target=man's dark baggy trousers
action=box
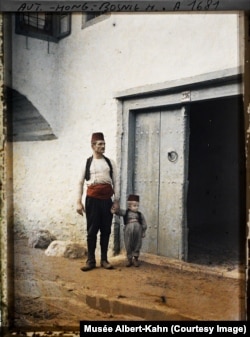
[85,196,113,265]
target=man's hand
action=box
[76,201,85,216]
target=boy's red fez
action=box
[128,194,140,202]
[91,132,105,142]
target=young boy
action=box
[111,194,147,267]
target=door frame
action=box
[115,67,243,259]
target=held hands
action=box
[111,200,120,214]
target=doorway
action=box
[187,96,246,266]
[131,96,245,265]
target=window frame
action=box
[15,13,71,43]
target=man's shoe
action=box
[81,263,96,272]
[133,257,140,267]
[126,259,133,267]
[101,260,113,269]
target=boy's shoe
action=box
[126,259,133,267]
[133,257,140,267]
[101,260,114,269]
[81,262,96,272]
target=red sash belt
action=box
[87,183,114,199]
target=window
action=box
[86,12,102,22]
[83,12,110,28]
[15,13,71,42]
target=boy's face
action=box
[128,201,139,212]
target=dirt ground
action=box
[7,237,246,332]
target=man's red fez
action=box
[91,132,105,142]
[128,194,140,202]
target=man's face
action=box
[93,140,105,154]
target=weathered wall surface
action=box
[11,13,241,254]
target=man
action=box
[76,132,120,271]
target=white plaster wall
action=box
[12,28,61,135]
[11,13,241,256]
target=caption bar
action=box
[1,0,250,12]
[80,321,248,335]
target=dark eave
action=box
[5,86,57,142]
